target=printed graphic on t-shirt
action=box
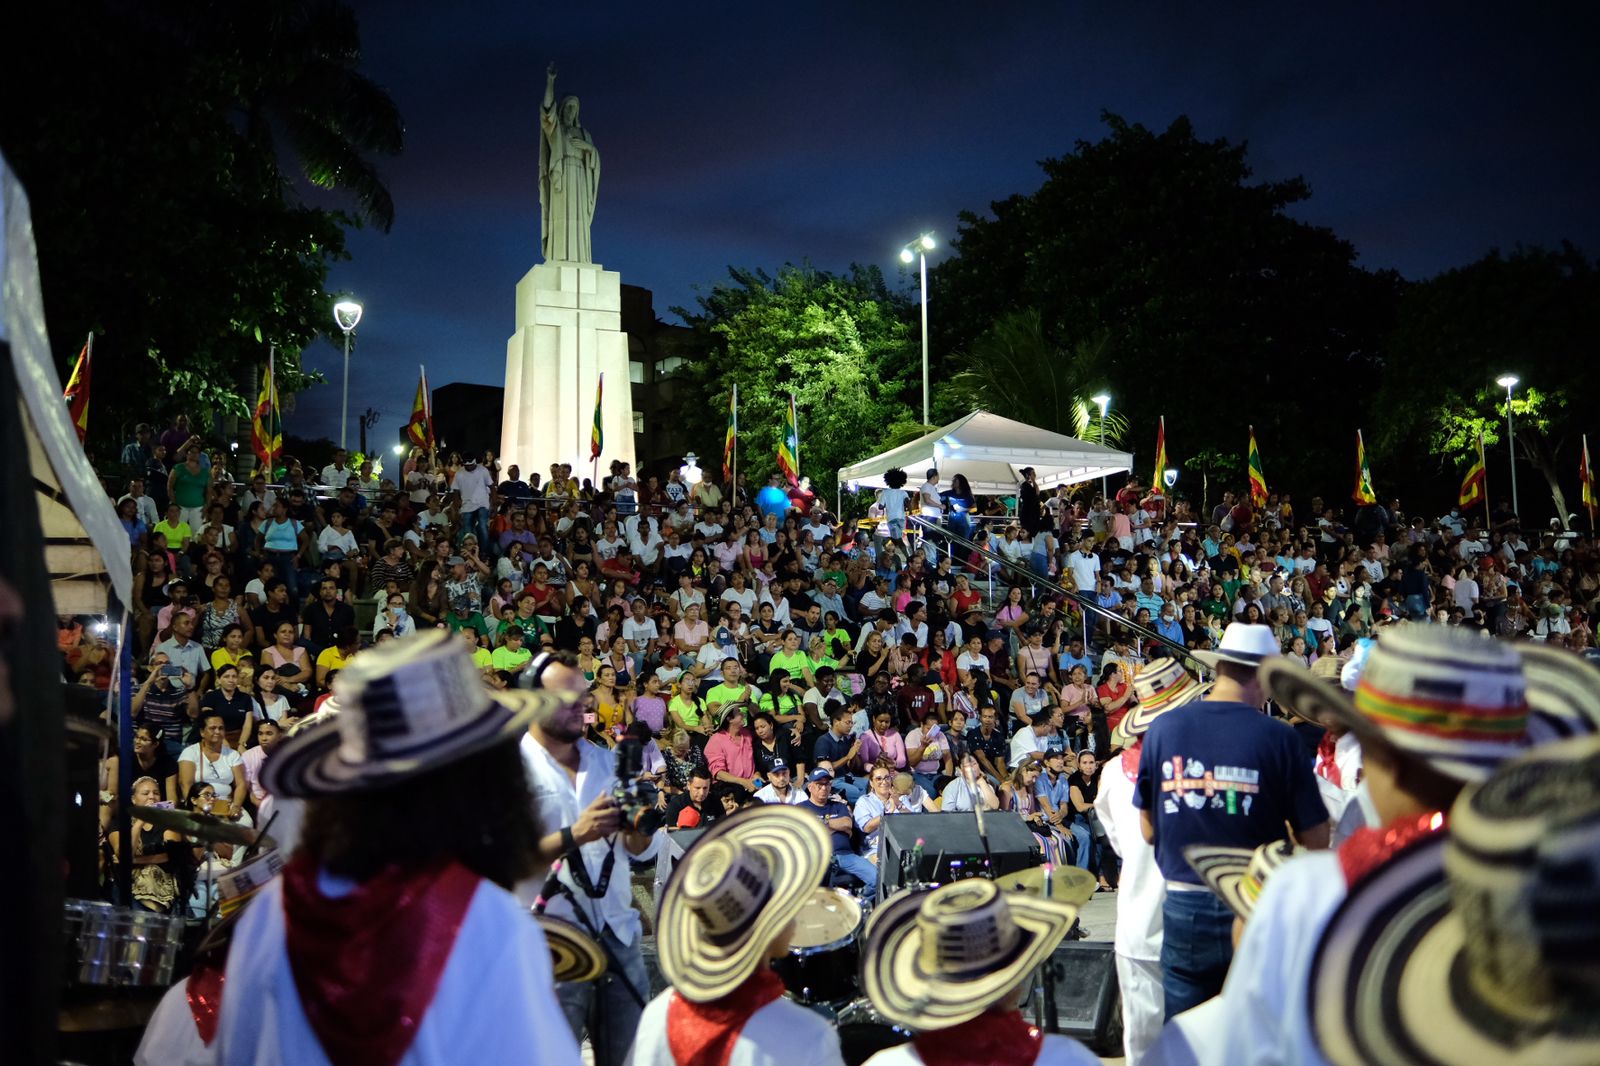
[1159,755,1260,816]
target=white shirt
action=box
[1094,751,1163,962]
[1067,551,1102,592]
[623,617,659,652]
[135,980,213,1066]
[319,463,352,488]
[1160,850,1347,1066]
[752,782,807,805]
[317,526,357,556]
[217,874,577,1066]
[1008,727,1044,768]
[453,465,495,512]
[865,1034,1097,1066]
[721,586,757,614]
[917,480,943,517]
[518,734,662,943]
[179,744,243,791]
[627,987,844,1066]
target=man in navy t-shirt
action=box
[1133,624,1329,1018]
[798,768,876,897]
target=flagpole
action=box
[731,384,738,506]
[1480,431,1490,531]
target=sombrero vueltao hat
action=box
[1112,657,1214,747]
[1262,625,1600,783]
[657,805,830,1003]
[536,915,607,983]
[263,630,561,798]
[861,878,1078,1031]
[1183,838,1300,922]
[1310,735,1600,1066]
[215,847,287,920]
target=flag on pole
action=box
[589,373,604,462]
[63,334,92,443]
[1152,416,1167,490]
[251,347,282,474]
[777,393,799,486]
[1352,430,1378,504]
[723,384,738,481]
[1581,433,1597,524]
[1458,431,1487,509]
[405,366,434,450]
[1247,426,1268,506]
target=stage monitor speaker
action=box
[877,811,1042,901]
[1025,940,1122,1055]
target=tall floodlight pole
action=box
[900,233,937,425]
[333,299,364,451]
[1497,374,1520,519]
[1092,393,1111,500]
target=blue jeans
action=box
[832,776,866,804]
[265,550,300,603]
[1160,889,1236,1018]
[462,507,490,549]
[833,851,878,897]
[555,925,650,1066]
[1067,819,1093,871]
[1404,594,1429,620]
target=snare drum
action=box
[73,904,186,987]
[773,887,863,1008]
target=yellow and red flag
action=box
[63,334,92,443]
[405,366,434,451]
[1352,430,1378,504]
[1247,426,1268,506]
[1152,416,1167,489]
[251,347,282,474]
[723,384,738,482]
[1458,431,1487,509]
[589,373,604,462]
[1581,433,1597,525]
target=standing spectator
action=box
[453,455,495,548]
[1134,624,1329,1018]
[1017,467,1044,535]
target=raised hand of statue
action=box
[546,62,558,82]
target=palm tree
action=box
[199,0,404,231]
[946,309,1128,445]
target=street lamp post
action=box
[1497,374,1520,519]
[1091,393,1111,500]
[900,234,937,425]
[333,299,364,451]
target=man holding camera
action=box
[519,650,663,1066]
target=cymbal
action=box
[997,864,1098,908]
[130,805,272,848]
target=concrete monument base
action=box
[500,260,636,478]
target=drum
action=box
[73,904,187,987]
[835,997,911,1066]
[772,887,863,1007]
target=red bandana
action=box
[1121,739,1144,783]
[282,854,481,1066]
[666,968,786,1066]
[913,1009,1044,1066]
[1338,810,1447,889]
[185,949,226,1046]
[1315,733,1342,789]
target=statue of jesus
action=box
[538,62,600,264]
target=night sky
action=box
[294,1,1600,446]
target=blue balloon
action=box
[756,486,791,522]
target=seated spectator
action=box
[178,712,249,823]
[108,777,182,913]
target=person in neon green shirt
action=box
[767,630,815,689]
[669,672,711,744]
[704,658,755,720]
[153,503,193,552]
[490,627,534,677]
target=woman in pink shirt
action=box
[858,707,908,772]
[704,703,758,794]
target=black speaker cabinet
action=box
[876,811,1042,900]
[1025,940,1122,1055]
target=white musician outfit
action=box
[1095,746,1165,1065]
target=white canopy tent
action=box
[838,410,1133,494]
[3,155,132,617]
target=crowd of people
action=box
[68,415,1600,1066]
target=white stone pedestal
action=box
[500,260,636,479]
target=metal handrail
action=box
[908,515,1211,678]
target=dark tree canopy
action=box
[0,1,402,456]
[933,113,1402,496]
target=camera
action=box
[613,738,664,835]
